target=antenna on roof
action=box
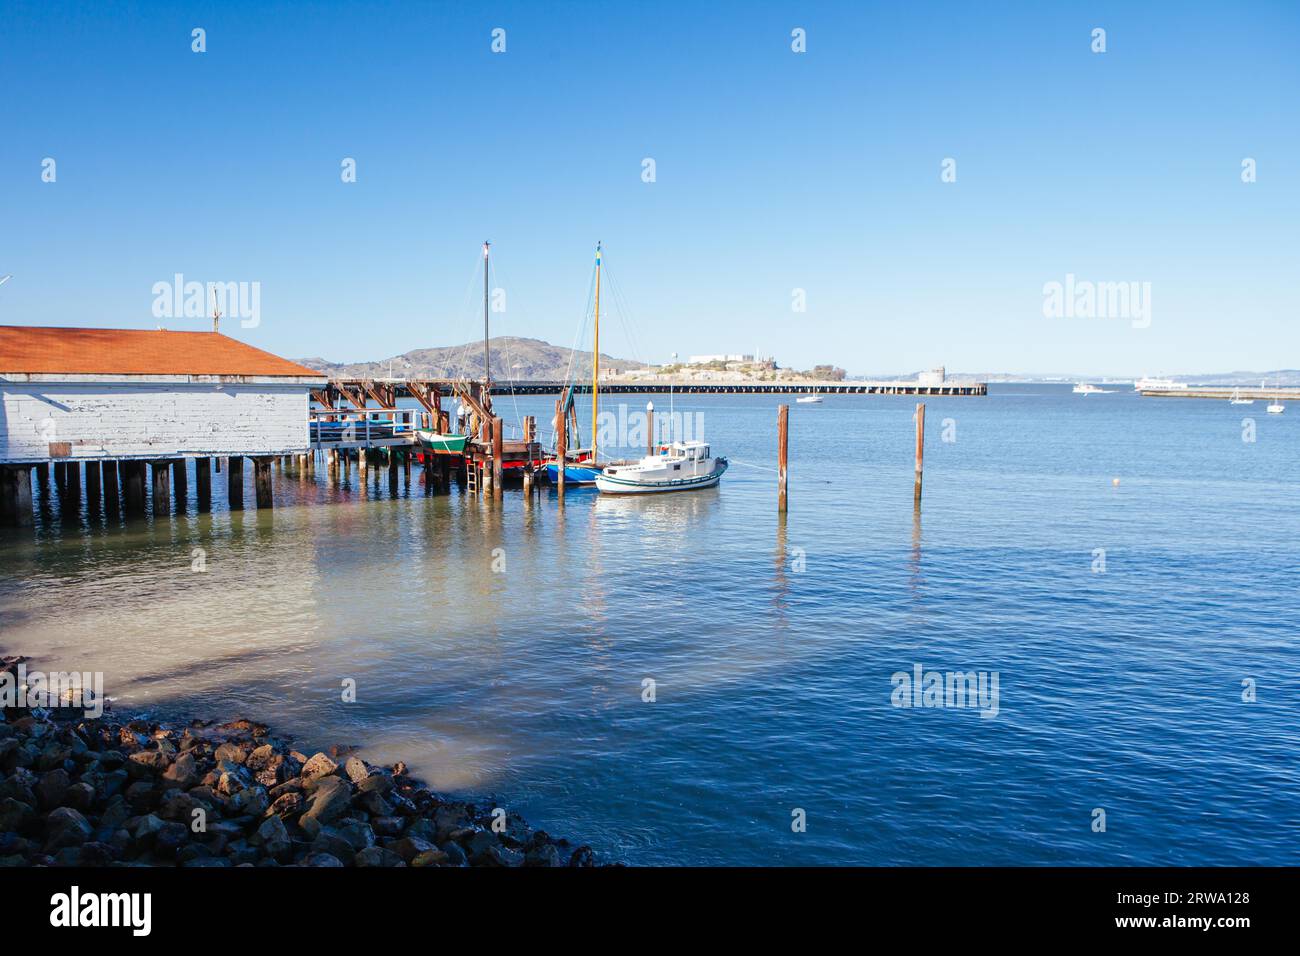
[211,289,222,333]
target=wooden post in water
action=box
[254,457,274,509]
[403,449,411,487]
[492,417,504,500]
[227,456,244,510]
[646,401,655,455]
[85,459,102,515]
[777,404,789,513]
[195,458,211,512]
[151,461,170,515]
[124,462,146,516]
[358,448,367,480]
[913,402,925,506]
[555,399,566,500]
[172,459,188,513]
[102,461,120,519]
[62,460,82,516]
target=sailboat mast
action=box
[482,241,491,386]
[592,241,601,460]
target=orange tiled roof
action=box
[0,326,324,378]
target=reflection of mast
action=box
[592,242,602,461]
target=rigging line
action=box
[601,257,646,369]
[553,259,598,448]
[487,256,525,436]
[727,457,833,483]
[450,248,485,386]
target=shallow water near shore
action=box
[2,384,1298,865]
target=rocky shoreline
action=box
[0,658,597,868]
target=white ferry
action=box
[1133,376,1189,392]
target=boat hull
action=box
[595,461,728,494]
[416,431,469,454]
[545,462,603,485]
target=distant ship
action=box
[1134,376,1189,392]
[1072,383,1111,395]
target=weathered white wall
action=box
[0,381,311,462]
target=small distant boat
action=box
[596,440,727,494]
[796,392,823,404]
[1267,378,1285,414]
[416,431,469,454]
[1229,388,1254,405]
[1072,383,1109,395]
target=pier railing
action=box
[309,407,420,449]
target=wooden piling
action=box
[227,456,244,510]
[63,460,82,514]
[403,449,411,486]
[54,461,67,494]
[777,404,789,513]
[492,417,504,500]
[172,458,188,513]
[150,461,169,514]
[101,461,120,519]
[913,402,925,506]
[196,458,212,511]
[124,462,146,516]
[358,448,367,479]
[555,399,566,500]
[646,401,655,455]
[0,466,34,527]
[254,457,273,509]
[85,458,102,515]
[388,448,399,488]
[35,463,49,492]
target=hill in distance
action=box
[297,336,641,381]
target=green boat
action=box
[416,430,469,454]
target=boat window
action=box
[673,464,680,471]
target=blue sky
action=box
[2,1,1297,376]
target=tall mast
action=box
[591,241,601,460]
[482,241,491,385]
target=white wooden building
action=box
[0,326,325,464]
[0,326,327,525]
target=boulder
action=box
[43,806,93,850]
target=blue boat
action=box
[545,460,602,485]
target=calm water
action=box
[2,385,1297,865]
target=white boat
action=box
[1229,388,1254,405]
[595,440,728,494]
[1072,383,1108,395]
[1266,378,1285,414]
[796,393,823,404]
[1134,376,1189,392]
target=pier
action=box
[1140,385,1300,401]
[317,378,989,398]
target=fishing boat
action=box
[595,440,728,494]
[1229,388,1254,405]
[545,242,619,486]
